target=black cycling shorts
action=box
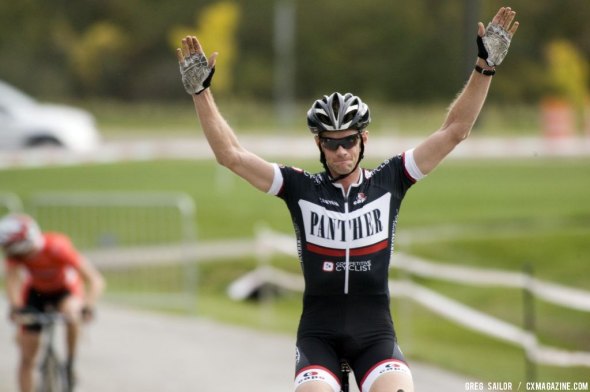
[22,287,71,332]
[294,294,408,391]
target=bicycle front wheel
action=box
[38,350,69,392]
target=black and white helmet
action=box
[307,92,371,134]
[0,214,44,256]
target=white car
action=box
[0,80,101,151]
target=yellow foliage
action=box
[70,22,129,88]
[546,40,589,108]
[169,2,240,94]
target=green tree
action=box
[1,0,589,102]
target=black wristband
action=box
[474,65,496,76]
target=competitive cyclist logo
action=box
[323,261,372,272]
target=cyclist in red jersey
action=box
[1,213,105,392]
[176,6,518,392]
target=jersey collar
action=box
[330,168,365,198]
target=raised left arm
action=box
[413,6,519,175]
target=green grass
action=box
[2,157,590,383]
[3,158,590,246]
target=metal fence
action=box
[0,193,23,215]
[1,192,198,313]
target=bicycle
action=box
[340,359,351,392]
[339,360,406,392]
[16,308,73,392]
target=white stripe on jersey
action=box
[403,148,426,181]
[267,163,284,195]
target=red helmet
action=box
[0,214,44,256]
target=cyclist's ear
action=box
[361,130,369,144]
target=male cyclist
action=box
[1,213,105,392]
[176,6,518,392]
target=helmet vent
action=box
[317,113,331,125]
[331,97,340,117]
[342,111,355,125]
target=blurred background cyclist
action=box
[0,213,105,392]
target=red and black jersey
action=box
[269,150,424,389]
[5,233,84,295]
[268,151,420,296]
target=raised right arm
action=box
[192,89,275,192]
[177,35,275,193]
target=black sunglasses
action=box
[319,134,360,151]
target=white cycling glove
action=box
[477,22,513,67]
[179,52,215,95]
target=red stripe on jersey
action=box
[306,239,388,257]
[350,239,389,256]
[306,244,345,257]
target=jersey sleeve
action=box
[402,148,426,183]
[45,233,83,269]
[266,163,285,196]
[266,163,314,203]
[370,150,425,198]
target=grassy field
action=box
[1,156,589,383]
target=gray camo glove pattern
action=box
[477,22,513,67]
[179,52,215,95]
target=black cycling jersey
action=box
[270,153,416,297]
[268,151,422,391]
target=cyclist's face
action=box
[2,240,40,260]
[316,130,367,176]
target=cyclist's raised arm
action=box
[413,6,519,175]
[176,35,275,193]
[192,90,275,192]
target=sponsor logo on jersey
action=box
[298,194,390,252]
[336,260,371,272]
[322,260,372,272]
[353,192,367,205]
[319,197,339,207]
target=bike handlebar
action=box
[12,309,64,326]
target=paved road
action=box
[1,299,468,392]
